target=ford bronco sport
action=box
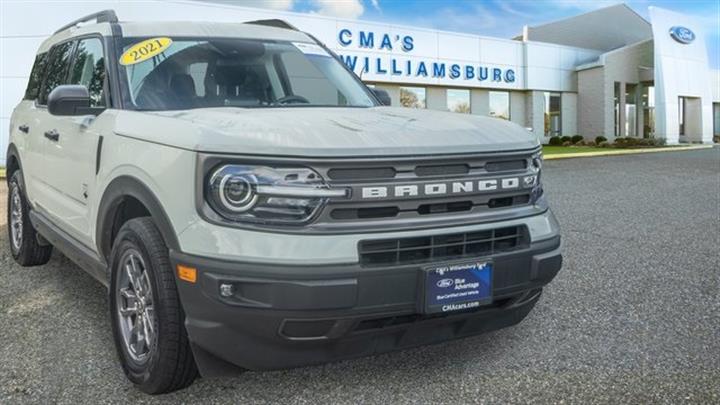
[6,10,562,394]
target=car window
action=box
[69,38,107,107]
[24,52,48,100]
[278,52,347,106]
[38,41,75,105]
[119,38,375,110]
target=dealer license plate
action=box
[424,261,493,314]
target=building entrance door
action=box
[678,96,702,143]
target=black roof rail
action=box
[244,19,299,31]
[54,9,118,34]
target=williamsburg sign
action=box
[336,28,518,88]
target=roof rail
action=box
[244,19,299,31]
[54,9,118,34]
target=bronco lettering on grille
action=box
[360,176,537,199]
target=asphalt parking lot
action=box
[0,148,718,404]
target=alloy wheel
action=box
[116,249,156,364]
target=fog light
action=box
[219,283,235,297]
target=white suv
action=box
[7,10,562,394]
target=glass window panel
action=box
[39,41,74,105]
[447,89,470,113]
[489,91,510,120]
[544,92,561,136]
[625,83,637,137]
[69,38,106,107]
[400,86,426,109]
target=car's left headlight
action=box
[205,164,347,226]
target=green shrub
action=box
[713,135,720,144]
[598,141,610,148]
[652,138,666,146]
[595,136,608,144]
[585,140,596,147]
[548,136,562,146]
[560,136,572,143]
[562,141,573,146]
[571,135,584,144]
[574,140,585,146]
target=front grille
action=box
[359,225,529,267]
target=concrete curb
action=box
[544,144,715,160]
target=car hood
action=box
[114,107,539,157]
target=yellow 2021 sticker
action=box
[119,37,173,66]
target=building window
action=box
[400,87,426,108]
[642,83,655,138]
[714,103,720,136]
[544,92,561,136]
[625,83,637,137]
[614,82,621,137]
[447,89,470,113]
[489,91,510,120]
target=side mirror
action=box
[371,88,392,106]
[47,85,91,116]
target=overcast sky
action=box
[217,0,720,68]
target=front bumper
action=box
[170,229,562,375]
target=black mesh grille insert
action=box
[485,160,526,172]
[359,225,529,266]
[415,164,470,177]
[327,167,396,180]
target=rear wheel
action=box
[7,171,53,266]
[109,217,197,394]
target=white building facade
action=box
[1,1,718,165]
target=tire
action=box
[7,171,53,266]
[109,217,197,394]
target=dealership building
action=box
[1,1,718,165]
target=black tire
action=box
[109,217,197,394]
[7,171,53,266]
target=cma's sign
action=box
[336,28,516,84]
[669,26,695,44]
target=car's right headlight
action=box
[529,151,544,203]
[205,164,348,226]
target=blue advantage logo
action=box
[669,26,695,44]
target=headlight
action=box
[529,151,543,203]
[206,165,347,225]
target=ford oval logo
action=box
[669,26,695,44]
[437,278,454,288]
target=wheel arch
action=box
[97,176,180,262]
[5,144,23,187]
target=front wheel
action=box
[7,171,53,266]
[109,217,197,394]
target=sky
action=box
[226,0,720,68]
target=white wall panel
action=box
[479,39,522,65]
[438,33,479,62]
[0,38,45,78]
[1,78,28,119]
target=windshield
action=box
[119,37,376,110]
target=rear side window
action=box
[24,53,48,100]
[69,38,107,107]
[38,41,75,105]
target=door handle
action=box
[18,124,29,133]
[44,129,60,142]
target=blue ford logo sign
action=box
[669,26,695,44]
[437,278,454,288]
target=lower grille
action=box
[359,225,529,267]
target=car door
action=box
[38,37,107,246]
[10,51,49,207]
[32,40,76,219]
